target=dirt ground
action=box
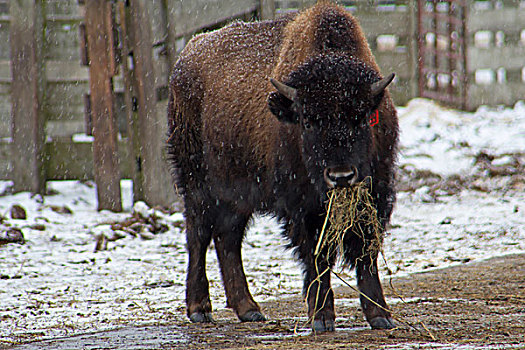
[9,254,524,350]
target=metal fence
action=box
[0,0,524,208]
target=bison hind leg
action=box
[184,198,215,323]
[212,206,266,323]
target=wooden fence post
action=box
[127,0,176,208]
[9,0,46,194]
[117,1,144,203]
[85,0,122,212]
[408,0,419,100]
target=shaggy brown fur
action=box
[167,1,398,332]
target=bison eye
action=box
[303,121,312,130]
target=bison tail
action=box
[166,67,204,196]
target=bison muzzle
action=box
[167,1,399,332]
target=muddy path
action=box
[7,254,524,350]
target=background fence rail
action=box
[0,0,524,208]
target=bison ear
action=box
[268,79,298,124]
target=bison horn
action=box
[270,79,297,101]
[371,73,395,97]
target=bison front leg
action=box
[356,256,395,329]
[292,217,336,332]
[304,256,336,332]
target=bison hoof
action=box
[312,318,335,332]
[369,317,396,329]
[239,310,266,322]
[189,312,214,323]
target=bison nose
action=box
[324,166,358,188]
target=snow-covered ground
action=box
[0,99,523,345]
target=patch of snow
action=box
[397,99,524,175]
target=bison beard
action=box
[167,1,398,332]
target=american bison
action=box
[167,1,398,332]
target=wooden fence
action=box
[0,0,524,209]
[465,0,525,109]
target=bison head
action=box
[268,54,394,193]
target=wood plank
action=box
[392,76,416,105]
[45,20,82,61]
[117,0,144,201]
[45,120,85,138]
[467,46,525,71]
[355,11,412,37]
[0,139,132,181]
[467,82,525,110]
[166,0,258,38]
[260,0,276,20]
[45,0,81,18]
[44,139,132,180]
[45,82,87,122]
[468,8,525,33]
[147,0,168,45]
[0,19,9,60]
[299,0,316,8]
[85,0,122,211]
[128,0,175,207]
[374,51,413,79]
[0,140,10,180]
[1,60,89,82]
[0,93,10,138]
[46,60,89,81]
[0,60,9,82]
[0,82,8,94]
[152,54,170,90]
[9,0,46,193]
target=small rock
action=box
[94,233,108,252]
[414,186,434,203]
[133,201,153,219]
[144,280,176,289]
[32,193,44,204]
[50,205,73,215]
[107,231,127,242]
[0,227,25,245]
[440,217,453,225]
[139,231,155,240]
[129,222,145,233]
[10,205,27,220]
[30,224,46,231]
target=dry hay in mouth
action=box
[314,180,384,265]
